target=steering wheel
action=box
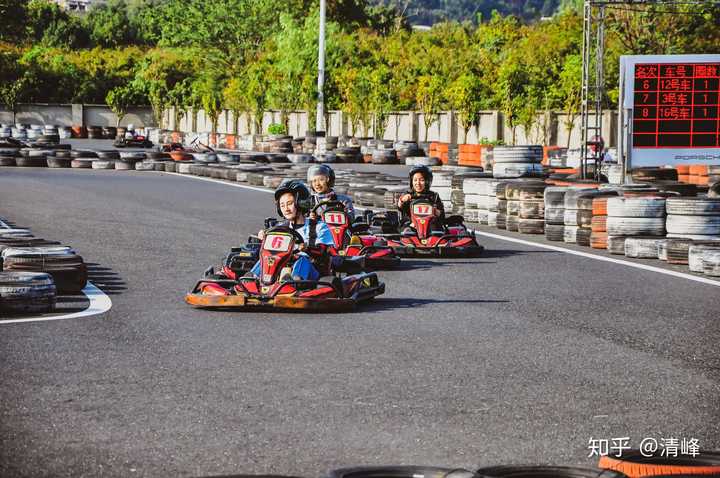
[264,225,305,245]
[311,200,346,216]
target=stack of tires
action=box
[0,271,57,314]
[590,196,610,249]
[335,146,362,163]
[606,196,666,255]
[2,246,88,294]
[495,182,508,230]
[463,178,496,225]
[508,182,546,234]
[433,171,454,212]
[543,187,568,241]
[492,146,544,179]
[371,144,398,165]
[395,141,424,163]
[562,189,596,244]
[87,126,103,139]
[689,243,720,275]
[665,197,720,241]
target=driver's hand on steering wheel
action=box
[296,243,307,252]
[398,194,411,207]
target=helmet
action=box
[306,164,335,188]
[409,165,433,189]
[274,179,311,217]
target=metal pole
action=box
[316,0,326,133]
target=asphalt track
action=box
[0,167,718,477]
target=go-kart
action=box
[185,225,385,311]
[313,201,400,270]
[113,134,153,148]
[371,199,484,257]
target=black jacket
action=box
[398,190,445,223]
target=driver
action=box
[397,165,445,225]
[307,164,355,221]
[251,179,334,281]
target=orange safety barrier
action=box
[459,144,481,154]
[676,164,691,174]
[678,174,691,183]
[598,452,720,478]
[225,134,237,149]
[689,164,709,176]
[71,126,87,138]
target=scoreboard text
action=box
[633,63,720,149]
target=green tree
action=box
[85,0,135,47]
[0,0,28,42]
[553,53,582,148]
[415,75,445,142]
[369,64,396,140]
[106,83,139,127]
[495,56,529,145]
[446,72,489,144]
[195,73,225,135]
[223,77,248,135]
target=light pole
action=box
[316,0,326,133]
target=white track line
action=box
[159,171,720,288]
[473,230,720,288]
[0,282,112,324]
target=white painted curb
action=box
[0,282,112,324]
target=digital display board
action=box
[621,55,720,167]
[633,63,719,148]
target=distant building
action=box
[54,0,106,13]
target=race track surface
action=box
[1,168,718,477]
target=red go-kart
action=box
[314,201,400,270]
[185,225,385,311]
[373,199,484,257]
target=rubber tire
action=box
[544,224,564,241]
[479,465,626,478]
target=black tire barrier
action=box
[97,150,121,160]
[71,150,98,159]
[15,156,47,167]
[328,466,475,478]
[0,271,56,315]
[0,156,16,166]
[3,253,87,294]
[545,223,564,241]
[478,465,628,478]
[576,226,591,246]
[47,157,72,168]
[607,235,628,255]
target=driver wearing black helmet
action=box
[397,165,445,224]
[251,179,334,281]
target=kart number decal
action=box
[412,204,433,216]
[323,212,346,225]
[264,234,292,252]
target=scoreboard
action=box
[621,55,720,167]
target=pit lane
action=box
[0,167,718,477]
